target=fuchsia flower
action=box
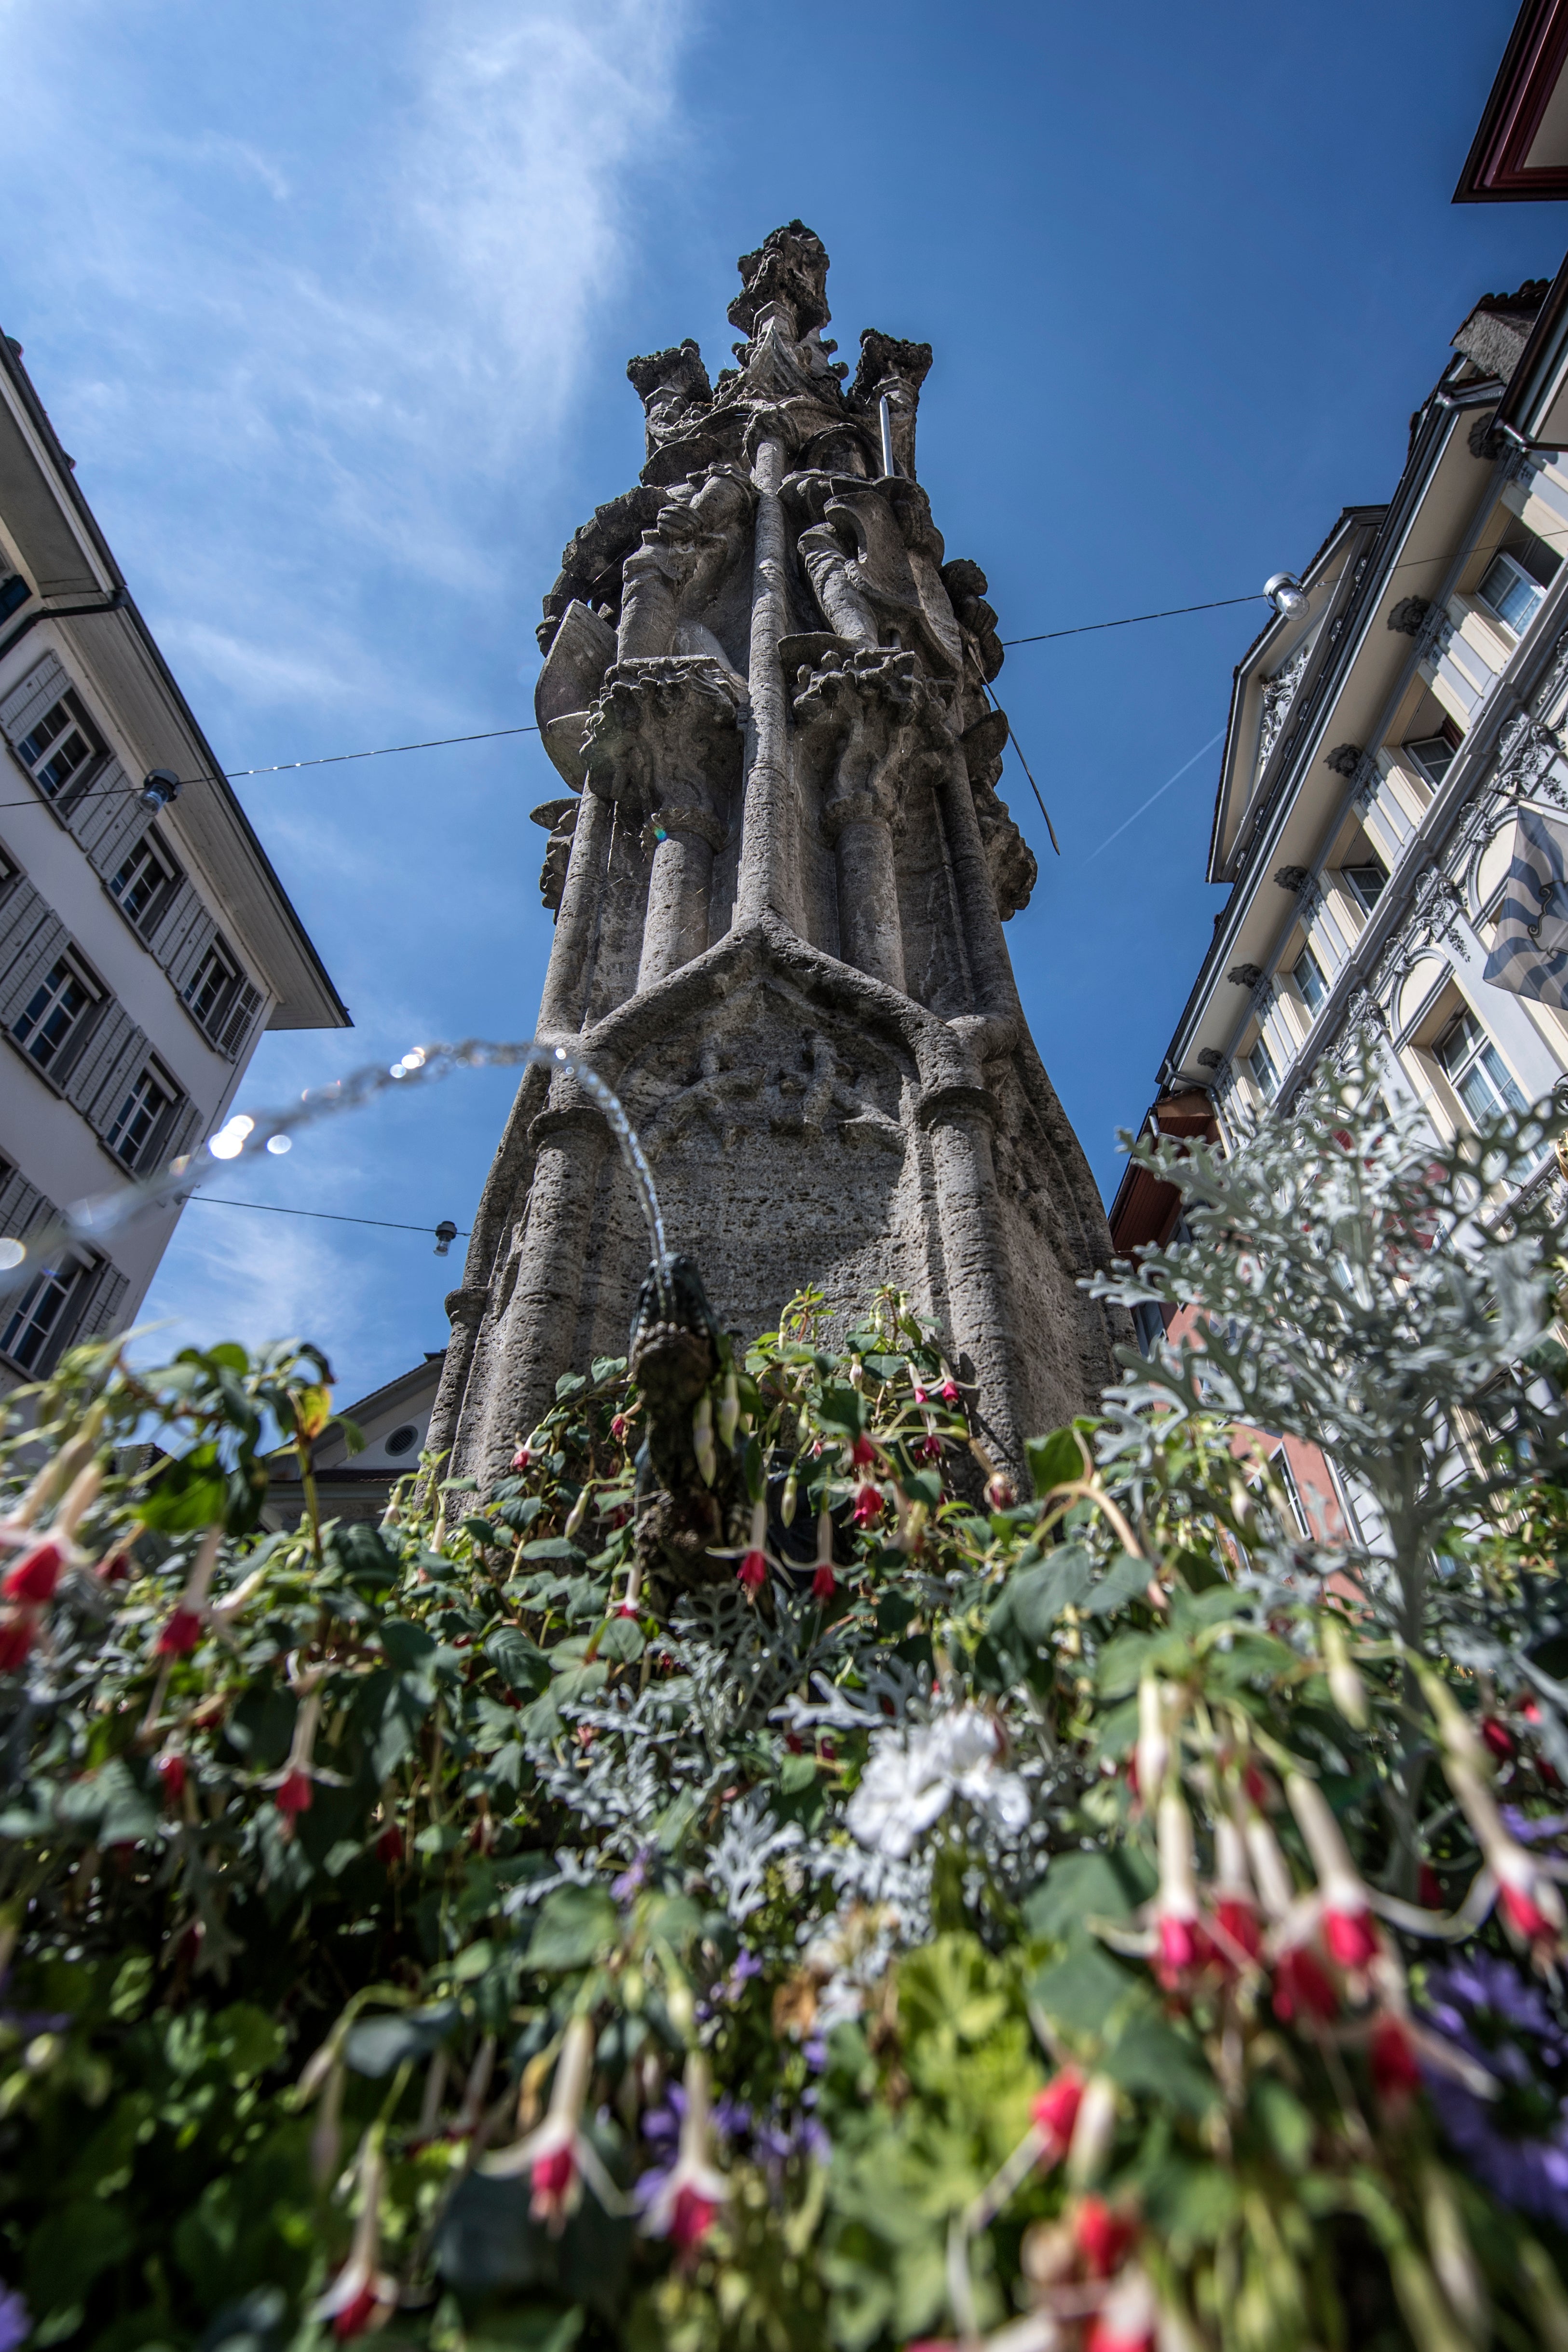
[916,1434,943,1464]
[1031,2068,1084,2165]
[262,1671,344,1833]
[1154,1787,1211,1983]
[736,1500,769,1597]
[154,1525,223,1659]
[848,1435,876,1470]
[1085,2268,1159,2352]
[0,1615,37,1673]
[1211,1816,1261,1964]
[312,2134,397,2339]
[610,1414,629,1442]
[157,1608,205,1658]
[511,1445,534,1471]
[156,1753,187,1807]
[1272,1947,1339,2024]
[939,1378,960,1404]
[638,2050,729,2266]
[484,2015,624,2233]
[1286,1775,1381,1973]
[984,1474,1016,1511]
[276,1770,314,1818]
[1369,2014,1421,2104]
[852,1483,883,1528]
[811,1563,835,1602]
[1073,2196,1138,2279]
[2,1541,62,1604]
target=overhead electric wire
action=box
[190,1196,468,1240]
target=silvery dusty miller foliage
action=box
[3,1058,1568,2352]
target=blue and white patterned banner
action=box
[1484,805,1568,1008]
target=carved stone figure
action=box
[430,225,1124,1492]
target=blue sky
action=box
[0,0,1559,1405]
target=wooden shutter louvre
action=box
[159,1099,205,1169]
[78,763,153,876]
[218,980,263,1060]
[0,1165,54,1241]
[69,1257,130,1348]
[0,653,68,749]
[0,878,50,990]
[146,877,199,968]
[68,1005,149,1135]
[168,910,218,999]
[0,908,69,1030]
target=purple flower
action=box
[0,2285,27,2352]
[1500,1808,1568,1846]
[712,2094,752,2142]
[1420,1949,1568,2228]
[611,1849,654,1902]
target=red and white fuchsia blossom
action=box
[1030,2068,1084,2168]
[311,2131,397,2338]
[262,1664,344,1829]
[1154,1786,1208,1980]
[1285,1774,1380,1970]
[637,2050,729,2262]
[154,1525,224,1658]
[736,1499,768,1596]
[483,2014,624,2232]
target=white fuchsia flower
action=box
[482,2015,625,2231]
[846,1705,1029,1860]
[637,2050,729,2263]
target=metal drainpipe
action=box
[0,586,128,666]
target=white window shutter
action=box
[78,762,152,875]
[0,902,69,1030]
[0,652,68,748]
[218,980,263,1060]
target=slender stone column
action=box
[922,1087,1024,1474]
[638,804,725,989]
[822,793,905,990]
[935,747,1022,1026]
[739,435,793,927]
[479,1107,609,1472]
[536,786,613,1034]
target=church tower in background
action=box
[430,224,1120,1480]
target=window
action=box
[1341,849,1389,913]
[1,1253,85,1373]
[109,832,179,935]
[0,575,27,625]
[1404,733,1456,786]
[12,954,97,1074]
[105,1062,177,1170]
[1478,549,1545,635]
[182,939,239,1037]
[1434,1005,1527,1127]
[16,691,103,807]
[1293,941,1327,1015]
[1248,1035,1278,1101]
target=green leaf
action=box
[1088,1553,1153,1616]
[379,1618,436,1670]
[486,1626,550,1693]
[326,1522,399,1588]
[555,1373,587,1401]
[589,1355,627,1388]
[139,1444,229,1532]
[528,1885,618,1970]
[346,2001,461,2076]
[1104,2014,1217,2114]
[1251,2075,1314,2170]
[596,1615,644,1664]
[1023,1848,1156,1941]
[991,1544,1094,1650]
[521,1538,586,1565]
[818,1382,868,1436]
[780,1751,818,1794]
[1025,1427,1087,1496]
[1030,1940,1138,2037]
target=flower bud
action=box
[780,1470,798,1527]
[1065,2073,1118,2186]
[1135,1673,1169,1806]
[1320,1616,1368,1729]
[564,1486,591,1540]
[692,1393,716,1487]
[718,1369,740,1451]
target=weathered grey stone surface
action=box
[430,225,1124,1483]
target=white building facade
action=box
[1159,278,1568,1177]
[0,330,347,1381]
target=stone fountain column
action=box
[582,658,748,991]
[792,648,948,992]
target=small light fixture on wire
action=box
[140,768,181,810]
[1264,572,1309,620]
[434,1220,459,1257]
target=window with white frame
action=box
[109,832,180,936]
[0,1251,87,1373]
[1292,940,1327,1015]
[12,953,98,1075]
[182,938,239,1038]
[1248,1035,1278,1101]
[104,1061,178,1170]
[1434,1004,1526,1127]
[1476,524,1561,639]
[1404,734,1457,787]
[15,690,104,808]
[1340,847,1389,914]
